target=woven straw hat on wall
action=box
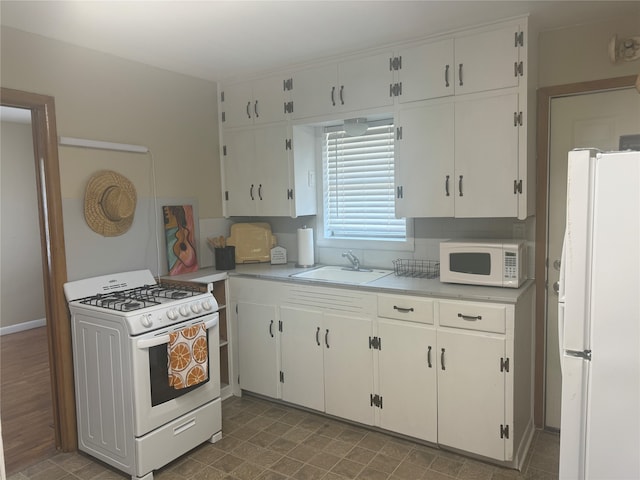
[84,170,137,237]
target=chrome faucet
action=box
[342,250,361,270]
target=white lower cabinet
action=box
[323,312,375,425]
[279,305,375,425]
[377,318,437,442]
[437,329,506,460]
[236,301,279,398]
[279,305,324,411]
[232,278,534,469]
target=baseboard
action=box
[0,318,46,336]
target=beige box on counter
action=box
[226,223,276,263]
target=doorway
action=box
[0,88,76,460]
[534,75,639,428]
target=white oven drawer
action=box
[378,294,434,324]
[439,300,506,334]
[136,398,221,477]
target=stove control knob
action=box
[140,314,153,328]
[167,309,179,321]
[202,300,213,311]
[179,306,189,317]
[191,303,202,314]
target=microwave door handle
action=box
[136,315,218,350]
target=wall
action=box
[538,15,640,87]
[0,120,46,330]
[1,27,230,280]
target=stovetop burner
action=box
[78,284,202,312]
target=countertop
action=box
[167,263,534,304]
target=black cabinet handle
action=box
[393,305,414,314]
[325,329,330,348]
[339,85,344,105]
[246,101,252,119]
[445,175,450,196]
[258,184,263,200]
[458,63,463,86]
[254,100,259,118]
[458,175,463,197]
[445,64,450,87]
[269,320,274,338]
[441,348,446,370]
[250,184,254,200]
[316,327,320,346]
[427,346,432,368]
[331,86,336,106]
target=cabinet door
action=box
[221,81,254,128]
[323,312,374,425]
[397,39,454,103]
[395,100,454,218]
[338,52,394,112]
[291,64,338,119]
[454,92,519,218]
[254,124,291,216]
[222,128,256,216]
[252,75,288,125]
[280,306,324,411]
[377,319,437,442]
[454,24,520,95]
[237,302,279,398]
[437,329,506,460]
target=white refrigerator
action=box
[558,148,640,478]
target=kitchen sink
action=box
[291,265,393,285]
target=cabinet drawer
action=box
[439,301,505,333]
[377,295,434,324]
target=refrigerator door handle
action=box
[558,302,565,373]
[558,232,567,302]
[566,349,592,361]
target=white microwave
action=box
[439,239,526,288]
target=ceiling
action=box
[1,1,639,83]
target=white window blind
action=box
[323,122,406,241]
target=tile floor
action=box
[7,395,560,480]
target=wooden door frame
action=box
[0,88,76,450]
[533,75,637,427]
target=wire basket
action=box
[393,259,440,279]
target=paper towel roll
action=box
[297,227,314,267]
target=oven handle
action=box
[136,316,218,350]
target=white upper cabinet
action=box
[395,90,521,219]
[454,23,521,95]
[291,51,394,120]
[454,91,520,218]
[222,124,291,217]
[394,22,524,104]
[221,75,289,128]
[395,39,455,103]
[395,99,455,218]
[222,124,316,218]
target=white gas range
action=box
[64,270,222,480]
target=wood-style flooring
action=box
[1,327,57,476]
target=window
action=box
[322,121,407,243]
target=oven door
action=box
[131,314,220,436]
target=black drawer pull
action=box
[393,305,415,313]
[458,313,482,321]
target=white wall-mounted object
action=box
[59,136,149,153]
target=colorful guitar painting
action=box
[163,205,198,275]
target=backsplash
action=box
[232,216,536,278]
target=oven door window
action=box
[449,252,492,276]
[149,340,210,407]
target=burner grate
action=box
[77,283,203,312]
